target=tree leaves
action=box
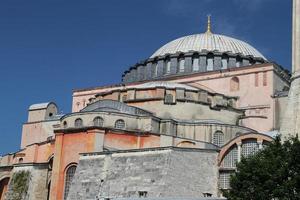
[224,136,300,200]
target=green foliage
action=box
[224,136,300,200]
[10,171,30,200]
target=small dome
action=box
[151,33,266,60]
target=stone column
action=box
[257,140,263,150]
[237,141,242,162]
[280,0,300,138]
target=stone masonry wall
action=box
[67,147,219,200]
[5,164,49,200]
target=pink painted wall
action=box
[71,64,289,133]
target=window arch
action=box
[221,145,238,168]
[230,77,240,92]
[212,131,224,147]
[74,118,83,128]
[115,119,125,129]
[64,165,77,200]
[93,117,104,127]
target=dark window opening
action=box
[138,191,148,198]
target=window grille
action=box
[74,118,83,128]
[242,140,258,157]
[219,172,231,189]
[212,131,224,147]
[115,119,125,129]
[222,146,238,168]
[93,117,104,127]
[64,165,76,200]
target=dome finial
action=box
[206,15,212,34]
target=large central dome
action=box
[122,18,269,83]
[151,33,266,60]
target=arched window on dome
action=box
[152,62,158,77]
[165,59,171,75]
[192,54,199,71]
[64,165,77,200]
[93,117,104,127]
[179,57,185,73]
[115,119,125,129]
[230,77,240,92]
[74,118,83,128]
[207,53,214,71]
[212,131,224,147]
[221,54,229,69]
[236,55,242,67]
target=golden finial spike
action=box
[206,15,212,34]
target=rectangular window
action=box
[219,172,231,189]
[255,73,259,87]
[263,72,267,86]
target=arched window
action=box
[179,57,185,72]
[63,121,68,129]
[212,131,224,147]
[74,118,83,128]
[230,77,240,92]
[165,59,171,74]
[222,145,238,168]
[207,53,214,71]
[115,119,125,129]
[93,117,104,127]
[236,56,242,67]
[192,55,199,71]
[64,165,77,200]
[18,158,23,163]
[221,54,229,69]
[165,94,174,104]
[152,62,158,77]
[242,139,258,157]
[0,177,10,199]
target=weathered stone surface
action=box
[5,165,49,200]
[67,148,219,200]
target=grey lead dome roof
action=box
[151,33,267,60]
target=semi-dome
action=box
[151,33,266,60]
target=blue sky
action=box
[0,0,292,154]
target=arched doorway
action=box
[0,177,10,200]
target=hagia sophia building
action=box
[1,3,299,199]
